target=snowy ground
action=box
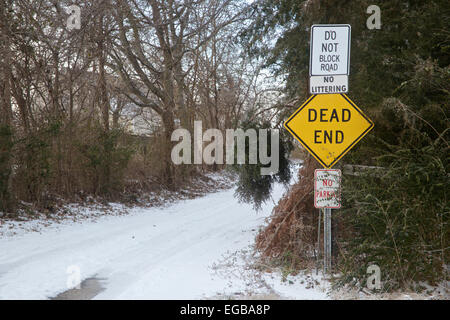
[0,165,330,300]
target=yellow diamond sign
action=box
[284,94,374,168]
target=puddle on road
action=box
[52,277,107,300]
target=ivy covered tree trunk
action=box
[0,0,14,212]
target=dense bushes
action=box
[76,127,134,195]
[336,101,449,290]
[5,122,136,209]
[15,126,54,204]
[0,116,182,213]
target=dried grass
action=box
[255,156,321,268]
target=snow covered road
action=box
[0,174,329,300]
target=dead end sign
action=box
[284,94,374,168]
[315,169,341,209]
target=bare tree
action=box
[109,0,246,185]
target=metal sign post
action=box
[323,208,332,274]
[315,169,340,274]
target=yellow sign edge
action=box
[283,94,374,168]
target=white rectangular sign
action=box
[309,75,348,94]
[314,169,341,209]
[310,24,351,76]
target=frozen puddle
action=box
[53,277,107,300]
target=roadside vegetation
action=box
[240,0,449,292]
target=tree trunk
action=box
[0,0,14,212]
[98,10,112,194]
